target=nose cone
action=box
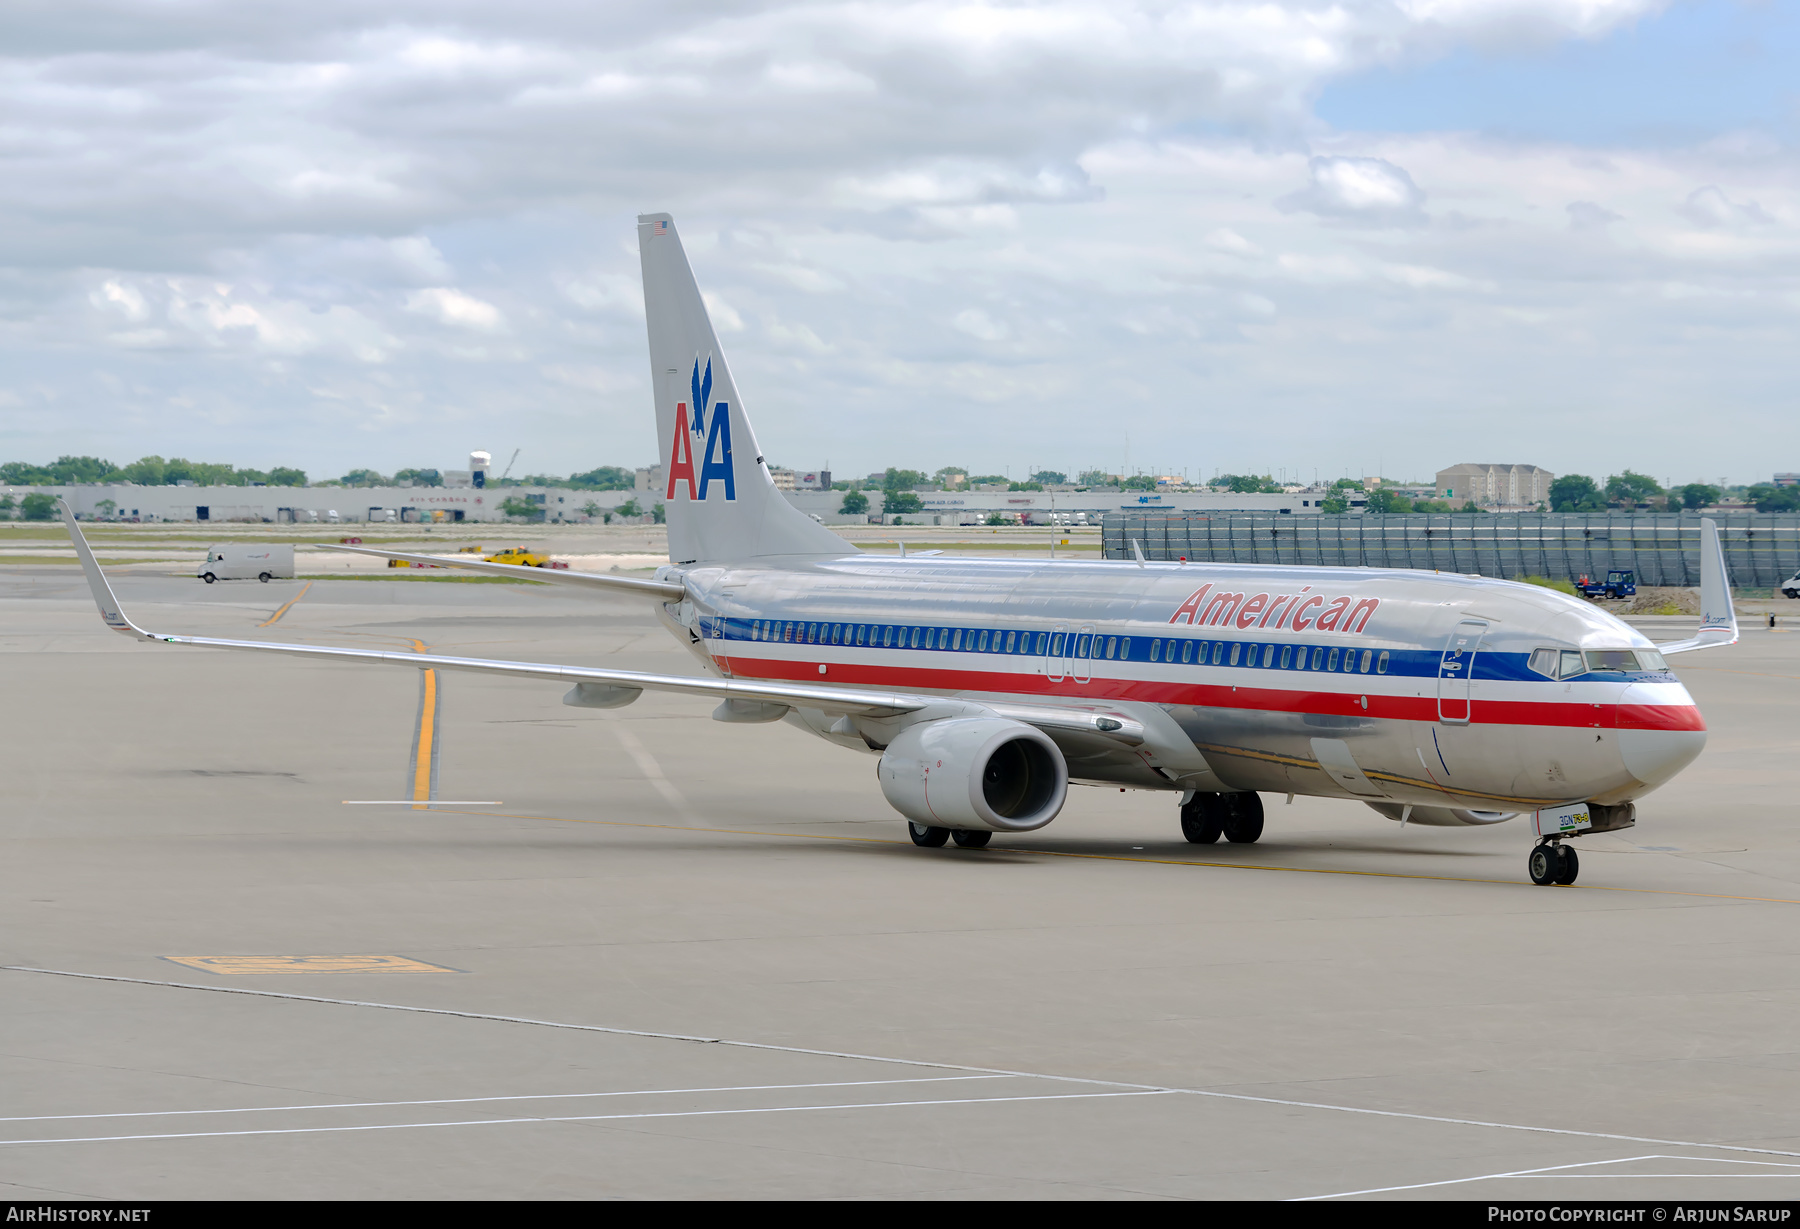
[1618,682,1707,788]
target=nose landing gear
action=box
[1528,840,1580,886]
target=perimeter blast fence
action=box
[1101,512,1800,590]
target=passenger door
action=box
[1437,619,1487,724]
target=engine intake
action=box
[878,717,1068,832]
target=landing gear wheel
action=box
[1222,793,1265,844]
[1180,793,1226,844]
[258,572,272,583]
[202,573,216,584]
[908,822,949,848]
[1529,843,1559,885]
[951,829,991,849]
[1554,843,1580,885]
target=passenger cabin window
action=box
[1181,641,1193,664]
[1279,646,1292,668]
[1377,650,1389,674]
[1049,632,1062,656]
[1327,648,1339,671]
[1228,643,1241,666]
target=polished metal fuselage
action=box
[657,554,1706,813]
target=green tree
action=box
[616,497,642,518]
[393,468,443,487]
[267,467,307,487]
[1119,475,1157,491]
[1605,470,1663,507]
[20,492,57,520]
[96,498,116,517]
[986,512,1009,526]
[1367,489,1414,514]
[883,468,928,494]
[1030,470,1067,485]
[1456,500,1487,515]
[568,466,634,490]
[839,489,869,516]
[580,500,603,520]
[1076,469,1115,487]
[652,503,665,524]
[0,494,14,515]
[0,461,52,484]
[1331,477,1364,491]
[932,466,968,488]
[886,491,923,514]
[1211,474,1280,493]
[1549,474,1605,512]
[1678,483,1722,511]
[1008,481,1044,491]
[498,496,542,520]
[339,468,389,488]
[48,456,120,484]
[967,474,1007,487]
[1320,495,1349,514]
[118,456,166,485]
[1745,483,1800,513]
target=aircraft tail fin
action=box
[638,214,850,565]
[1658,517,1739,655]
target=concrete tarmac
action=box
[4,568,1800,1200]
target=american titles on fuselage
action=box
[1170,582,1379,635]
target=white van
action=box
[199,544,295,584]
[1783,570,1799,600]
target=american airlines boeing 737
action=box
[61,212,1741,886]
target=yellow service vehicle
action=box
[482,546,558,567]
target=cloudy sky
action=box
[2,0,1795,486]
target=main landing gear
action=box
[1181,792,1263,845]
[908,822,991,849]
[1528,840,1580,886]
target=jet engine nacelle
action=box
[1365,802,1517,827]
[878,717,1068,833]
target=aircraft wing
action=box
[316,543,685,600]
[59,501,1145,742]
[1656,517,1740,655]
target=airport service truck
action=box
[199,544,295,584]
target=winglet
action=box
[1658,517,1739,655]
[58,499,152,640]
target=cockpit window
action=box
[1528,648,1557,678]
[1559,650,1585,678]
[1584,650,1640,672]
[1638,649,1667,671]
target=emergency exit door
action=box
[1437,619,1487,724]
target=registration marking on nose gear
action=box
[162,955,459,976]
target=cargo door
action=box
[1437,619,1487,725]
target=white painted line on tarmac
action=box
[341,801,503,805]
[1,1076,1011,1123]
[1297,1154,1800,1200]
[0,1091,1168,1147]
[11,963,1800,1170]
[607,724,700,825]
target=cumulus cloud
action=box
[1279,156,1429,226]
[1679,186,1773,229]
[405,287,505,331]
[0,0,1783,481]
[1566,200,1622,230]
